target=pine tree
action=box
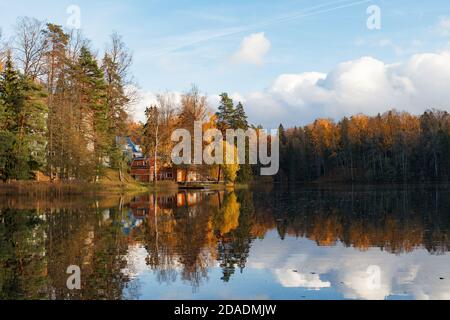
[233,102,253,183]
[43,23,70,180]
[216,93,235,133]
[0,55,47,180]
[77,46,108,181]
[0,55,22,132]
[0,56,26,180]
[231,102,248,130]
[216,95,253,184]
[20,76,48,173]
[102,53,129,136]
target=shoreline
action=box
[0,180,241,196]
[0,180,149,196]
[2,179,447,196]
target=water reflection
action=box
[1,185,450,300]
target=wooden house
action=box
[130,157,175,183]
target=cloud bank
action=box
[241,51,450,128]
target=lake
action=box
[1,184,450,300]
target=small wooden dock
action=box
[177,181,223,190]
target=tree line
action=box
[2,18,450,186]
[0,17,133,182]
[278,109,450,183]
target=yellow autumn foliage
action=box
[214,192,240,235]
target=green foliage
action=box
[0,56,47,181]
[78,46,109,179]
[231,102,248,130]
[216,93,235,133]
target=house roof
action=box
[116,136,143,154]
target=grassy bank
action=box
[0,169,149,196]
[0,169,250,196]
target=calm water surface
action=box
[1,185,450,300]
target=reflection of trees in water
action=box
[4,186,449,298]
[47,209,127,299]
[0,208,47,299]
[142,193,220,290]
[215,191,255,282]
[252,185,450,254]
[140,191,257,287]
[0,201,131,300]
[44,206,130,299]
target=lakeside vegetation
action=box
[0,18,252,191]
[1,17,450,192]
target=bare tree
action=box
[13,17,48,79]
[0,29,12,71]
[0,29,4,70]
[143,92,177,184]
[67,28,89,61]
[177,85,209,182]
[107,32,133,83]
[179,85,208,129]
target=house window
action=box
[166,173,173,179]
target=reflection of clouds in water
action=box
[274,269,330,289]
[247,231,450,300]
[121,245,149,279]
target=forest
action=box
[0,18,134,182]
[277,109,450,183]
[0,18,251,185]
[1,17,450,185]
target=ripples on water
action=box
[1,184,450,300]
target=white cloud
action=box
[437,16,450,36]
[231,32,271,65]
[241,52,450,128]
[126,86,158,123]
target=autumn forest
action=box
[1,17,450,185]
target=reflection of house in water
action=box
[121,211,144,236]
[128,192,207,217]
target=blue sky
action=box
[1,0,450,127]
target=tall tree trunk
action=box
[154,128,159,186]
